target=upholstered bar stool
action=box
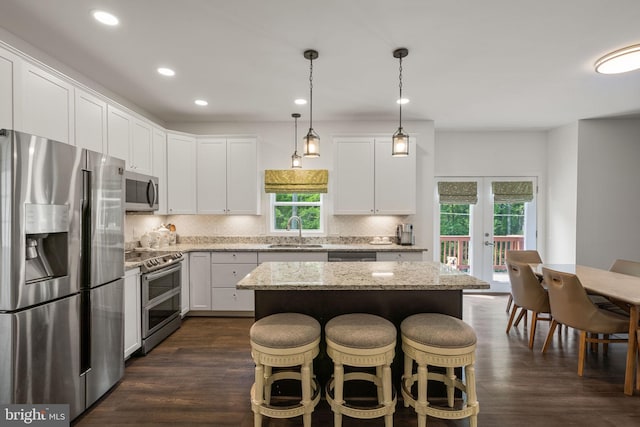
[325,313,397,427]
[250,313,321,427]
[401,313,479,427]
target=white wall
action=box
[575,119,640,269]
[546,123,578,263]
[166,120,435,248]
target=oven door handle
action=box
[144,263,182,282]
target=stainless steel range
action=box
[126,250,184,273]
[125,250,183,354]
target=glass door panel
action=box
[436,176,537,292]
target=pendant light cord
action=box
[294,115,298,151]
[398,55,403,129]
[309,57,314,129]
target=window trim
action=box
[268,193,325,235]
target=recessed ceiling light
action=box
[92,10,119,26]
[157,67,175,77]
[397,98,410,105]
[595,44,640,74]
[294,98,307,105]
[194,99,208,106]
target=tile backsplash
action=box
[125,213,412,244]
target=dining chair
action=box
[541,267,629,376]
[505,250,543,323]
[589,260,640,317]
[505,260,552,349]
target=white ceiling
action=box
[1,0,640,130]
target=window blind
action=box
[264,169,328,194]
[437,181,478,204]
[491,181,534,203]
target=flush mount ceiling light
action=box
[595,44,640,74]
[157,67,175,77]
[294,98,308,105]
[91,10,119,26]
[392,48,409,157]
[194,99,208,106]
[291,113,302,168]
[302,49,320,158]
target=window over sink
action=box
[270,193,324,233]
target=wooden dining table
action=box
[530,263,640,395]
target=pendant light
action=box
[303,49,320,157]
[392,48,409,157]
[291,113,302,168]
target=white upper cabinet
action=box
[74,88,107,153]
[227,138,258,214]
[374,137,416,214]
[334,136,416,215]
[0,46,16,131]
[197,138,227,214]
[334,137,375,214]
[107,105,131,163]
[14,61,74,144]
[167,132,197,214]
[195,137,258,215]
[130,118,153,174]
[152,127,168,215]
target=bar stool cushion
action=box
[326,313,396,349]
[250,313,320,349]
[402,313,477,348]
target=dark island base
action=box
[254,289,464,399]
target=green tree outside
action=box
[274,193,321,230]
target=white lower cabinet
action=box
[376,251,424,262]
[189,252,211,310]
[211,252,257,313]
[124,268,141,359]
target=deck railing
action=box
[440,235,524,272]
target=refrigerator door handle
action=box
[81,169,92,287]
[80,169,92,376]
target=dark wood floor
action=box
[74,294,640,426]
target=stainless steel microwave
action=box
[125,171,159,211]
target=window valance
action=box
[437,181,478,205]
[492,181,534,203]
[264,169,328,194]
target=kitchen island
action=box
[237,261,489,393]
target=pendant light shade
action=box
[291,113,302,168]
[392,48,409,157]
[303,49,320,157]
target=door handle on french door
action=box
[484,241,494,246]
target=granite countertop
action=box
[124,242,427,270]
[236,261,490,291]
[170,242,426,252]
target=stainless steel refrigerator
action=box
[0,129,125,420]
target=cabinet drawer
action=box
[376,251,424,262]
[211,263,256,287]
[211,288,254,311]
[211,251,258,264]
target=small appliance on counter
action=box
[396,223,415,245]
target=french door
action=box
[436,177,537,292]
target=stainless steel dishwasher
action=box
[328,251,377,262]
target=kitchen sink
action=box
[268,244,324,249]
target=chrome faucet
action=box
[286,215,303,244]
